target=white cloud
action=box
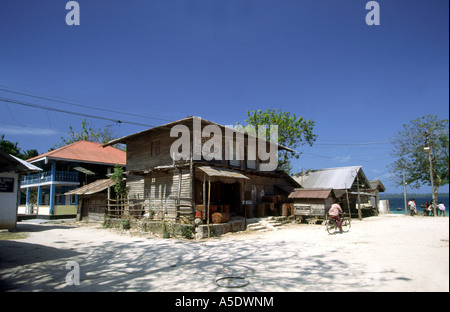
[333,155,351,162]
[0,125,61,136]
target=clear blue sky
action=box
[1,0,448,194]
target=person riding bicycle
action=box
[329,199,344,232]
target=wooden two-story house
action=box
[104,116,300,223]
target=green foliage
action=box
[162,222,172,238]
[242,109,317,172]
[54,119,120,149]
[103,217,111,229]
[0,134,39,160]
[120,218,131,230]
[390,115,449,190]
[110,164,128,198]
[182,226,194,239]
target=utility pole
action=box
[424,130,437,217]
[356,171,362,220]
[345,183,352,219]
[403,169,408,216]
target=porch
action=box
[21,171,79,186]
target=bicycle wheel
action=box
[326,219,336,234]
[341,218,351,233]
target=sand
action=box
[0,214,448,292]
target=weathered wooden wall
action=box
[126,131,178,171]
[80,193,107,220]
[292,197,334,217]
[243,172,292,204]
[126,169,193,222]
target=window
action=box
[247,145,256,169]
[56,194,64,205]
[70,195,78,205]
[228,139,243,167]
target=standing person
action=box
[430,200,435,216]
[329,199,344,232]
[421,201,430,216]
[437,202,446,217]
[408,199,417,216]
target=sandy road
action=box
[0,214,448,292]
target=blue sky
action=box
[1,0,448,194]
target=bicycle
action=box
[325,213,351,234]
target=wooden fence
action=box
[106,197,194,223]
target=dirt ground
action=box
[0,214,448,292]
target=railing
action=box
[21,171,79,186]
[106,198,147,219]
[106,198,194,222]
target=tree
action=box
[110,164,128,198]
[241,109,317,173]
[389,115,449,209]
[0,134,39,160]
[0,134,20,157]
[55,119,118,148]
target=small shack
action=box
[292,166,376,218]
[288,188,335,221]
[0,148,41,229]
[369,179,386,213]
[65,179,117,221]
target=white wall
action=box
[0,172,19,229]
[379,200,390,214]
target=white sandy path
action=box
[0,214,448,292]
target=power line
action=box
[301,151,395,162]
[0,86,173,123]
[0,97,156,128]
[314,138,392,146]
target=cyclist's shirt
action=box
[329,203,343,217]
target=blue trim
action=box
[49,160,56,214]
[70,194,79,205]
[26,187,31,206]
[36,186,42,207]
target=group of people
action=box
[408,198,447,216]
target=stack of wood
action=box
[258,195,291,217]
[281,203,294,216]
[211,212,230,224]
[196,204,232,224]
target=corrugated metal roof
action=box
[292,166,371,190]
[198,166,250,180]
[289,188,334,199]
[104,116,296,153]
[369,179,386,192]
[65,179,116,195]
[0,149,42,173]
[10,155,42,172]
[27,140,126,166]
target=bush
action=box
[121,218,130,230]
[103,217,111,229]
[182,226,194,239]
